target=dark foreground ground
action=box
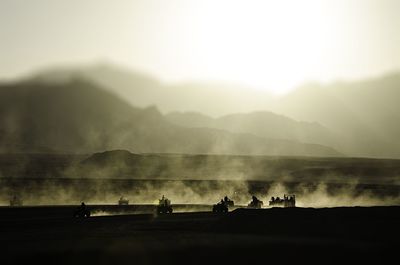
[0,206,399,265]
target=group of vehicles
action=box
[245,194,296,208]
[269,194,296,208]
[118,195,173,214]
[212,193,296,212]
[9,193,296,219]
[71,195,175,218]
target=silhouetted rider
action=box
[79,202,86,211]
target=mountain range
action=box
[0,78,340,156]
[30,63,274,116]
[271,74,400,157]
[2,63,400,158]
[165,111,339,148]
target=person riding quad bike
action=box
[118,196,129,205]
[73,202,91,218]
[223,196,234,207]
[212,199,229,213]
[157,195,173,214]
[247,195,263,209]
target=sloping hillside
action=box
[31,63,274,116]
[273,73,400,157]
[166,111,338,148]
[0,78,340,157]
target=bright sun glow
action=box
[2,0,399,95]
[159,0,337,94]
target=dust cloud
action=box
[0,178,398,208]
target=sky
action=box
[1,0,400,94]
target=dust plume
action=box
[1,178,399,208]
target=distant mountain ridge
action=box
[166,111,339,148]
[18,63,400,158]
[271,73,400,158]
[0,78,341,157]
[30,63,275,116]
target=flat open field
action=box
[1,152,399,207]
[0,206,399,265]
[1,153,399,264]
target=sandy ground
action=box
[0,206,399,265]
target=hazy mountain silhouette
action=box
[27,63,400,158]
[166,76,400,159]
[272,73,400,158]
[165,111,339,148]
[31,63,275,116]
[0,78,341,156]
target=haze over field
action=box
[0,0,400,206]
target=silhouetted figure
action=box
[213,198,229,213]
[248,195,263,208]
[118,196,129,205]
[157,195,173,214]
[222,196,234,207]
[73,202,91,218]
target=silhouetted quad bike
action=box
[212,203,228,213]
[73,208,91,218]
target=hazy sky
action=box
[1,0,399,94]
